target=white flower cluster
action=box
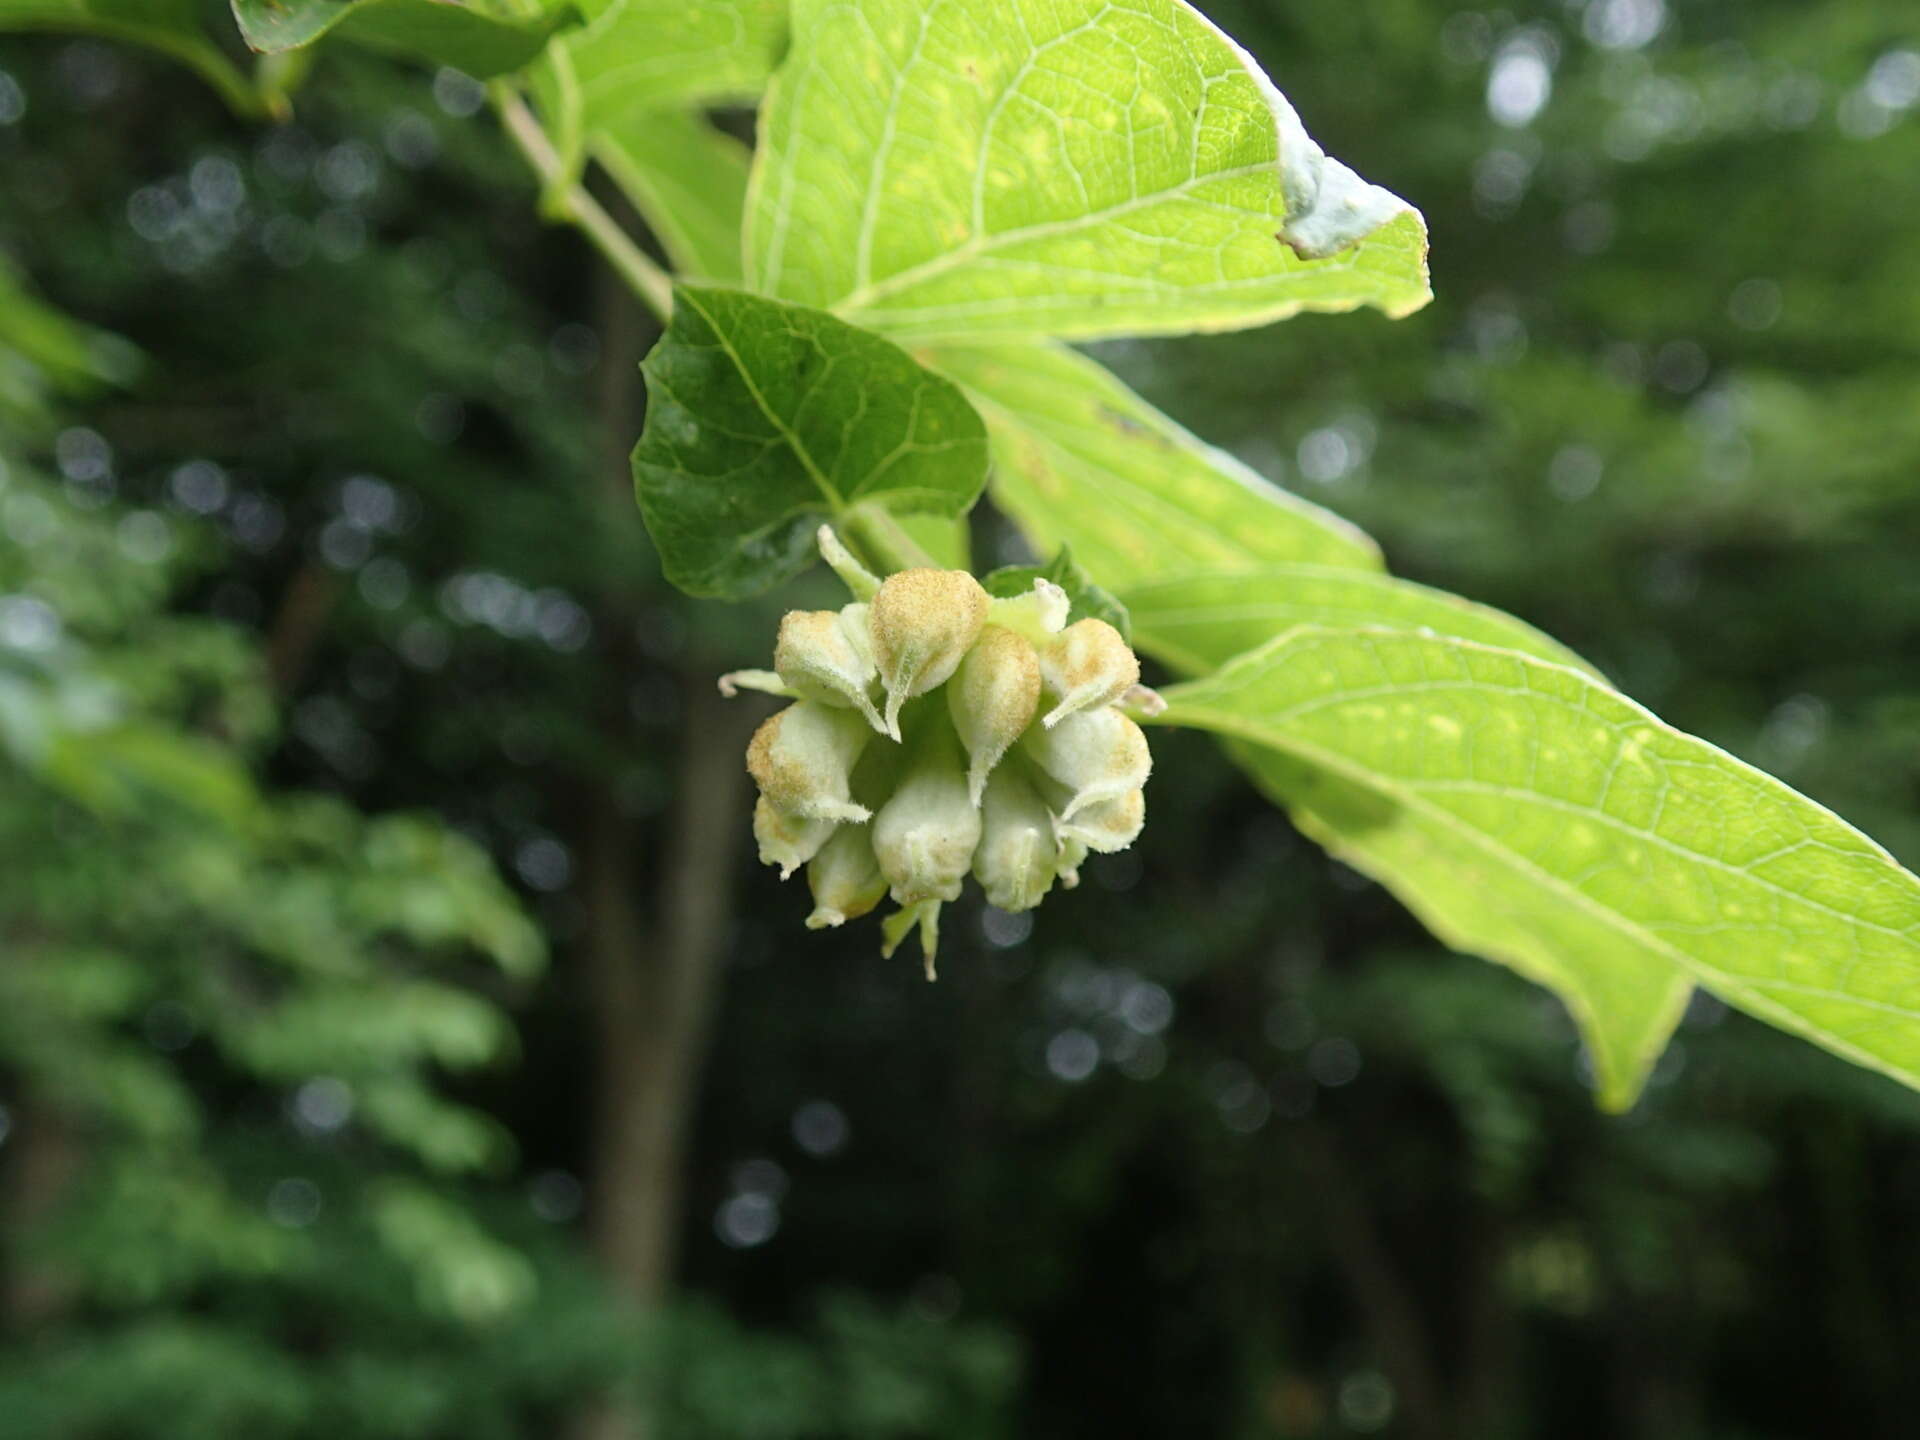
[723,528,1154,975]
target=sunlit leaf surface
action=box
[559,0,784,115]
[748,0,1430,341]
[230,0,574,76]
[1157,628,1920,1107]
[928,341,1378,583]
[1123,566,1598,677]
[595,111,752,284]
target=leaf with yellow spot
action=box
[1154,627,1920,1110]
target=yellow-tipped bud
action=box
[1038,618,1139,729]
[754,796,837,879]
[727,552,1153,960]
[972,764,1058,912]
[746,701,873,823]
[805,825,887,929]
[1023,707,1151,820]
[870,743,981,905]
[1057,787,1145,854]
[774,606,885,734]
[947,625,1040,805]
[869,568,988,740]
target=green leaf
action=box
[40,723,260,833]
[530,0,782,200]
[747,0,1429,342]
[1155,627,1920,1109]
[1121,566,1672,1109]
[0,259,141,396]
[594,110,751,284]
[893,511,971,571]
[230,0,576,77]
[0,0,197,29]
[633,285,990,599]
[926,341,1379,587]
[367,1180,536,1324]
[0,0,260,113]
[1122,566,1597,677]
[560,0,784,116]
[984,546,1129,640]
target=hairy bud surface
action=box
[728,527,1156,973]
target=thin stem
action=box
[843,503,940,574]
[493,91,675,324]
[45,24,267,118]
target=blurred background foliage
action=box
[1,1,1918,1437]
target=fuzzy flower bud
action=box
[746,701,873,824]
[972,764,1058,912]
[947,625,1040,805]
[1022,707,1151,820]
[870,567,989,739]
[870,739,981,906]
[1038,618,1140,729]
[754,797,836,879]
[806,825,887,929]
[774,605,885,733]
[1057,787,1145,854]
[728,529,1154,971]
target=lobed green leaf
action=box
[1155,628,1920,1108]
[632,285,989,598]
[747,0,1430,342]
[558,0,784,116]
[1119,563,1683,1107]
[927,340,1379,586]
[230,0,576,77]
[1122,565,1598,677]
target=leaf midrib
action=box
[1183,668,1913,938]
[829,161,1276,314]
[679,288,849,516]
[1159,685,1920,1093]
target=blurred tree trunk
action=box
[583,693,746,1302]
[1296,1120,1449,1440]
[0,1102,80,1333]
[1454,1207,1517,1440]
[572,259,750,1440]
